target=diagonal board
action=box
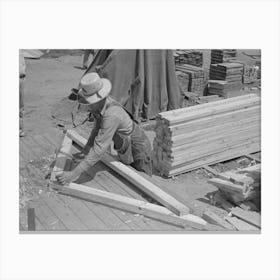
[66,130,190,216]
[51,182,207,230]
[50,133,72,181]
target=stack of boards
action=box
[208,164,261,205]
[255,60,261,79]
[153,94,261,177]
[207,80,241,97]
[210,63,243,84]
[174,50,203,67]
[176,64,207,95]
[243,65,259,84]
[211,49,237,64]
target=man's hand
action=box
[56,171,76,185]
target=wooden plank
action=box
[225,216,260,231]
[70,146,154,230]
[230,207,261,228]
[245,154,261,162]
[93,169,155,231]
[159,93,257,118]
[166,115,260,147]
[164,140,260,176]
[208,178,245,193]
[66,130,190,216]
[41,193,88,231]
[167,106,260,136]
[213,192,235,212]
[52,182,208,230]
[202,210,236,230]
[74,171,133,231]
[27,208,36,231]
[31,200,67,231]
[97,167,185,231]
[56,194,109,231]
[50,133,72,181]
[163,96,260,125]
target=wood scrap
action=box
[230,207,261,228]
[51,182,208,230]
[202,210,236,230]
[225,216,260,231]
[208,164,261,204]
[66,130,190,216]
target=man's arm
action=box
[57,112,120,184]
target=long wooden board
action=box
[225,216,260,231]
[163,96,260,125]
[230,207,261,228]
[50,133,72,181]
[159,94,258,118]
[52,182,208,230]
[66,130,190,216]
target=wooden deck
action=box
[19,128,193,232]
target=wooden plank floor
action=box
[19,128,191,232]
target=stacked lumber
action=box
[153,94,261,177]
[243,65,258,84]
[176,71,190,94]
[208,164,261,204]
[207,80,241,97]
[174,50,203,67]
[255,60,261,79]
[210,63,243,84]
[211,49,237,64]
[176,64,207,95]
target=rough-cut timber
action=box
[50,133,72,181]
[52,182,208,230]
[154,94,261,177]
[66,130,190,216]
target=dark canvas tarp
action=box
[84,49,181,122]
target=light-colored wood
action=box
[166,115,260,147]
[52,182,208,230]
[202,210,236,230]
[159,93,258,118]
[225,216,260,231]
[159,140,260,177]
[66,130,190,216]
[164,96,260,125]
[230,207,261,228]
[166,105,260,136]
[50,133,72,181]
[208,178,245,193]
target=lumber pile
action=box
[209,63,243,84]
[211,49,237,64]
[153,94,261,177]
[255,60,261,79]
[207,80,242,97]
[208,164,261,204]
[174,49,203,67]
[176,71,190,94]
[175,64,207,95]
[243,65,258,84]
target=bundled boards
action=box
[153,94,261,177]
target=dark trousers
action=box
[113,124,153,176]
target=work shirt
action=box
[75,97,134,174]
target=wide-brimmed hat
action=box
[77,72,111,104]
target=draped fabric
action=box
[84,49,181,122]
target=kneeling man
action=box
[57,73,153,184]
